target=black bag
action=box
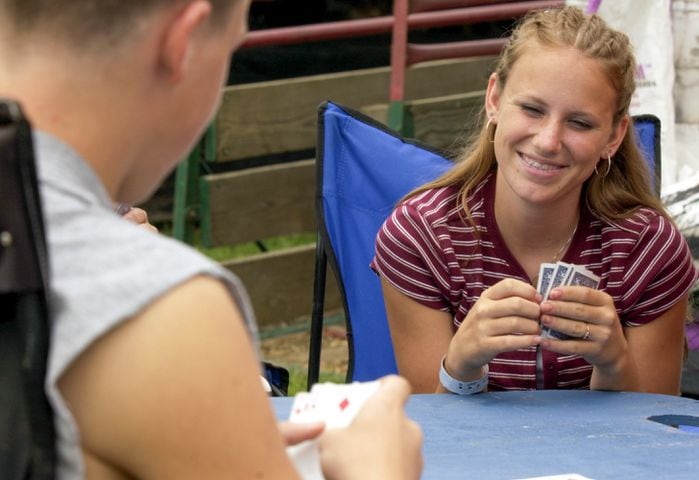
[0,99,55,479]
[263,361,290,397]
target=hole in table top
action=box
[647,414,699,434]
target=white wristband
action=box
[439,356,488,395]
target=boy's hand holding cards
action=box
[536,262,600,340]
[286,381,381,479]
[289,381,381,428]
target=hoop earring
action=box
[595,153,612,176]
[486,118,495,143]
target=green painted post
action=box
[172,143,201,244]
[387,100,405,134]
[387,100,414,137]
[198,175,212,248]
[203,122,217,163]
[172,121,217,244]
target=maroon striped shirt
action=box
[371,174,698,390]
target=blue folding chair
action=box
[308,101,661,387]
[632,114,661,196]
[308,102,452,386]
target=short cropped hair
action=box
[1,0,238,49]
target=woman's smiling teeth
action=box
[520,153,563,171]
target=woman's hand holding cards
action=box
[540,283,631,385]
[445,278,542,381]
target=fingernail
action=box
[115,203,131,215]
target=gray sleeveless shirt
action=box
[35,132,259,480]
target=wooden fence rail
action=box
[215,57,493,163]
[199,86,488,327]
[141,59,494,326]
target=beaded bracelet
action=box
[439,356,488,395]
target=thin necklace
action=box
[550,219,578,263]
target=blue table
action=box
[272,390,699,479]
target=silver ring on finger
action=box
[582,323,591,341]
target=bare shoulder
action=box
[59,275,298,479]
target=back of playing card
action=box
[537,263,557,296]
[540,263,600,340]
[567,266,600,289]
[544,262,573,300]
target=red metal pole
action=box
[240,0,565,49]
[408,1,563,30]
[390,0,410,103]
[241,16,394,48]
[407,37,508,65]
[411,0,522,13]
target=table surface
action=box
[272,390,699,480]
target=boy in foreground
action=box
[0,1,422,478]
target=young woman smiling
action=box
[372,6,697,396]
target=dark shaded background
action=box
[228,0,513,84]
[142,1,514,222]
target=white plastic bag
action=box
[567,0,678,191]
[671,0,699,192]
[672,0,699,124]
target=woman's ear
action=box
[158,0,212,83]
[607,114,630,156]
[485,72,501,121]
